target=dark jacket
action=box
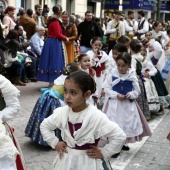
[78,20,102,47]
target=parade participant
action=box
[75,54,98,106]
[108,43,128,71]
[75,53,95,77]
[37,5,69,87]
[124,10,138,40]
[150,21,169,48]
[103,52,151,150]
[40,71,126,170]
[0,74,26,170]
[130,39,151,120]
[134,10,149,40]
[106,11,125,53]
[61,11,78,63]
[25,63,80,146]
[86,37,109,95]
[141,47,160,113]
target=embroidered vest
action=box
[137,19,145,39]
[109,19,120,39]
[92,56,105,77]
[112,77,133,95]
[125,19,133,35]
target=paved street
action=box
[8,81,170,170]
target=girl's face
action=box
[155,23,162,31]
[112,49,120,60]
[79,56,90,70]
[145,33,152,40]
[91,40,103,51]
[141,50,146,59]
[116,59,130,74]
[64,79,89,112]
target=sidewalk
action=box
[124,111,170,170]
[9,81,170,170]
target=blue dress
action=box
[37,18,66,82]
[25,89,63,146]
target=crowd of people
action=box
[1,3,170,170]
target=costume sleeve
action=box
[40,109,62,149]
[0,95,20,122]
[68,24,78,41]
[100,122,126,159]
[50,21,66,40]
[162,32,170,48]
[103,52,110,75]
[104,73,118,98]
[147,61,157,76]
[106,20,116,34]
[128,79,141,99]
[124,20,133,32]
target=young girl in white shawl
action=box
[75,54,99,106]
[130,39,151,120]
[103,52,151,149]
[40,71,126,170]
[86,37,110,96]
[141,47,160,113]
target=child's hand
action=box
[143,72,150,78]
[55,141,68,159]
[86,146,103,158]
[126,93,131,99]
[101,88,105,96]
[117,94,125,100]
[93,48,99,56]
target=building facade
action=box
[3,0,101,17]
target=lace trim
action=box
[0,135,19,159]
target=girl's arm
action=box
[100,122,126,158]
[40,110,61,149]
[127,79,141,99]
[104,74,118,98]
[0,95,20,122]
[147,61,157,76]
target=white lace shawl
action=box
[40,105,126,158]
[0,119,19,159]
[0,75,20,122]
[0,75,20,96]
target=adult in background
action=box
[29,26,45,58]
[61,11,78,63]
[37,5,69,87]
[124,10,138,40]
[2,6,16,37]
[134,10,149,40]
[78,11,102,54]
[19,9,36,40]
[42,4,50,24]
[33,4,46,28]
[14,25,37,82]
[106,11,125,53]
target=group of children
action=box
[24,33,170,169]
